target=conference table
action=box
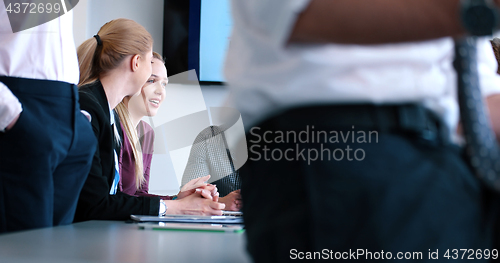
[0,220,251,263]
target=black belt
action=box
[259,104,450,146]
[0,76,76,98]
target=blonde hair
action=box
[152,51,165,64]
[115,103,144,188]
[77,18,154,86]
[116,52,165,189]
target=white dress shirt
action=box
[224,0,500,138]
[0,0,78,131]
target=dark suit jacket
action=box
[181,125,241,197]
[74,80,159,222]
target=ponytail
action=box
[77,18,153,87]
[115,102,145,189]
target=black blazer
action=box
[74,80,160,222]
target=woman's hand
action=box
[218,190,242,211]
[166,190,225,216]
[177,175,218,200]
[194,188,218,201]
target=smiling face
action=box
[127,57,168,118]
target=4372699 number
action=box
[6,2,62,14]
[444,249,498,260]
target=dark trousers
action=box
[241,105,500,262]
[0,77,96,233]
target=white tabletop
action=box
[0,220,251,263]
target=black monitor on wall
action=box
[163,0,232,85]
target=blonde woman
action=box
[75,19,224,222]
[115,52,167,199]
[116,52,239,210]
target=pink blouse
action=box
[119,121,172,200]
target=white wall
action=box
[72,0,88,47]
[73,0,164,53]
[72,2,230,195]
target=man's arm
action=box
[289,0,471,44]
[0,82,22,132]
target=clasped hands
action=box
[177,175,219,201]
[175,175,242,214]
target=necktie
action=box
[454,37,500,191]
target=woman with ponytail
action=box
[75,19,224,222]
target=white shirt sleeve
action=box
[477,37,500,97]
[0,82,22,131]
[231,0,311,47]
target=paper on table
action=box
[138,222,245,233]
[222,211,242,216]
[130,214,244,224]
